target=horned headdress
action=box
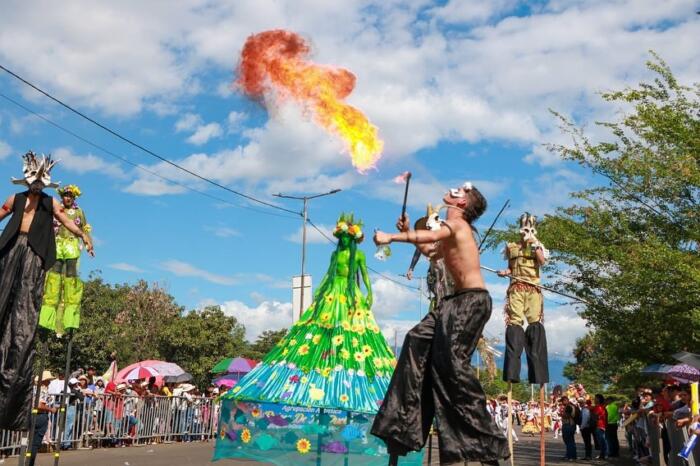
[518,212,537,241]
[11,151,60,188]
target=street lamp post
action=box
[274,189,341,319]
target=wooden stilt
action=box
[19,335,48,466]
[539,384,545,466]
[507,383,514,466]
[53,331,74,466]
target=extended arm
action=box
[374,223,452,246]
[357,250,373,307]
[53,199,95,256]
[0,195,14,222]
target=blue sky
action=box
[1,0,698,382]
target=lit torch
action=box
[236,29,383,173]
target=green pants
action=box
[39,258,83,332]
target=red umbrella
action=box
[120,366,158,381]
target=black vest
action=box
[0,191,56,270]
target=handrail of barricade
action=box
[0,394,220,457]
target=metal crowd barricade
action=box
[0,393,221,457]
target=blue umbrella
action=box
[641,363,674,377]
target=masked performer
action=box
[39,184,92,335]
[0,152,94,430]
[372,182,509,465]
[498,213,549,385]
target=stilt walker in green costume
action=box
[39,184,92,335]
[214,213,423,465]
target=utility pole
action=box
[401,273,425,321]
[274,189,341,319]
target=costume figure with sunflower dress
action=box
[214,214,423,465]
[39,184,92,335]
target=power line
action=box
[0,64,300,217]
[0,92,299,220]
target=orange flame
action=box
[237,30,383,173]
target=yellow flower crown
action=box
[57,184,82,198]
[333,213,364,241]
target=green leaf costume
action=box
[39,186,91,333]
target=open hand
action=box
[406,270,413,280]
[373,230,392,246]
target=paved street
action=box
[13,430,633,466]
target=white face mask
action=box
[448,181,473,198]
[519,226,538,242]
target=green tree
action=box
[489,54,699,391]
[159,306,247,388]
[243,328,288,360]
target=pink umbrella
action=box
[115,360,186,383]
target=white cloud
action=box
[123,175,187,196]
[218,299,294,340]
[161,259,238,286]
[175,113,202,133]
[204,225,240,238]
[187,122,223,145]
[0,140,11,160]
[371,276,420,320]
[285,224,334,244]
[431,0,519,25]
[2,0,697,193]
[175,113,224,145]
[52,147,126,179]
[226,111,246,133]
[109,262,145,273]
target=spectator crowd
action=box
[485,383,700,464]
[1,365,227,462]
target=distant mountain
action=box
[484,348,570,387]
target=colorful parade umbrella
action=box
[211,357,257,374]
[667,363,700,382]
[673,352,700,371]
[163,372,193,384]
[115,360,186,383]
[213,373,239,388]
[120,366,158,381]
[640,363,674,377]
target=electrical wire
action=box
[0,64,300,217]
[0,93,299,220]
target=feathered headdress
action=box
[11,151,60,188]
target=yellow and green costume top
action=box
[504,242,543,326]
[39,185,91,333]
